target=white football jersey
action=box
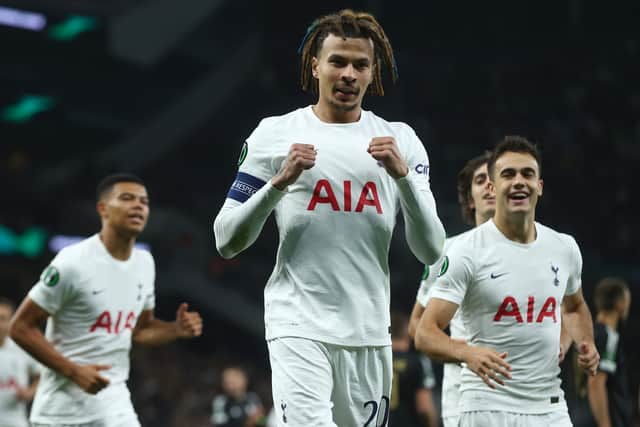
[416,234,469,418]
[27,234,155,424]
[429,219,582,414]
[222,106,436,346]
[0,338,40,427]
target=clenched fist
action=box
[367,137,408,179]
[272,144,317,190]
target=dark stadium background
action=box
[1,0,638,425]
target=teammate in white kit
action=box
[415,137,600,426]
[9,173,203,427]
[213,9,445,426]
[0,297,40,427]
[407,152,494,427]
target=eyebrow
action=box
[327,54,371,64]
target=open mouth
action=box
[128,213,145,223]
[508,192,529,202]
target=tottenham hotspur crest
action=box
[551,264,560,286]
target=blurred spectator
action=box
[211,366,264,427]
[0,297,40,427]
[390,311,438,427]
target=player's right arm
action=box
[9,298,110,394]
[213,119,316,258]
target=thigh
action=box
[268,338,336,427]
[331,345,392,427]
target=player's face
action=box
[0,304,12,341]
[620,289,631,321]
[491,152,543,216]
[222,368,247,398]
[469,163,495,223]
[98,182,149,236]
[312,34,374,114]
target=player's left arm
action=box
[368,130,445,264]
[562,289,598,375]
[558,310,575,363]
[562,235,599,375]
[132,303,202,346]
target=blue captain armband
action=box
[227,172,267,203]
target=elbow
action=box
[9,318,27,345]
[213,217,239,259]
[216,242,238,259]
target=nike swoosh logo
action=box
[490,272,509,279]
[92,289,105,295]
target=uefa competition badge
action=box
[421,265,430,281]
[237,142,248,166]
[437,256,449,277]
[41,266,60,287]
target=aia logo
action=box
[0,378,17,389]
[307,180,382,214]
[494,296,557,323]
[89,310,136,334]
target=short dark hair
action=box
[594,277,629,312]
[390,311,408,339]
[0,297,15,312]
[96,173,145,201]
[457,151,492,226]
[487,136,542,180]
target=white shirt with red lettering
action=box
[0,338,40,427]
[27,234,155,424]
[416,234,468,419]
[215,106,442,346]
[428,219,582,414]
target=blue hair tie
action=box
[297,23,316,54]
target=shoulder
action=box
[252,108,308,134]
[537,222,581,254]
[46,235,97,280]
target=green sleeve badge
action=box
[421,265,430,280]
[41,266,60,287]
[237,142,248,166]
[437,256,449,277]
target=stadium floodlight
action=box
[0,6,46,31]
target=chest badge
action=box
[137,283,144,301]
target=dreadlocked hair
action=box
[299,9,398,96]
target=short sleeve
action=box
[28,252,77,315]
[419,355,436,389]
[226,119,279,204]
[142,251,156,311]
[427,242,475,306]
[594,325,618,374]
[416,257,443,307]
[564,235,583,296]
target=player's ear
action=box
[311,57,319,79]
[538,179,544,197]
[96,200,107,219]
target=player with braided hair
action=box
[214,9,445,426]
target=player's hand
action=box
[14,386,35,401]
[175,302,203,338]
[367,137,408,179]
[577,341,599,376]
[558,342,568,364]
[69,364,110,394]
[461,346,512,389]
[272,144,317,190]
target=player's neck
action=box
[493,212,536,244]
[99,227,136,261]
[474,212,493,227]
[312,102,361,124]
[596,311,619,330]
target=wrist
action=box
[271,175,288,191]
